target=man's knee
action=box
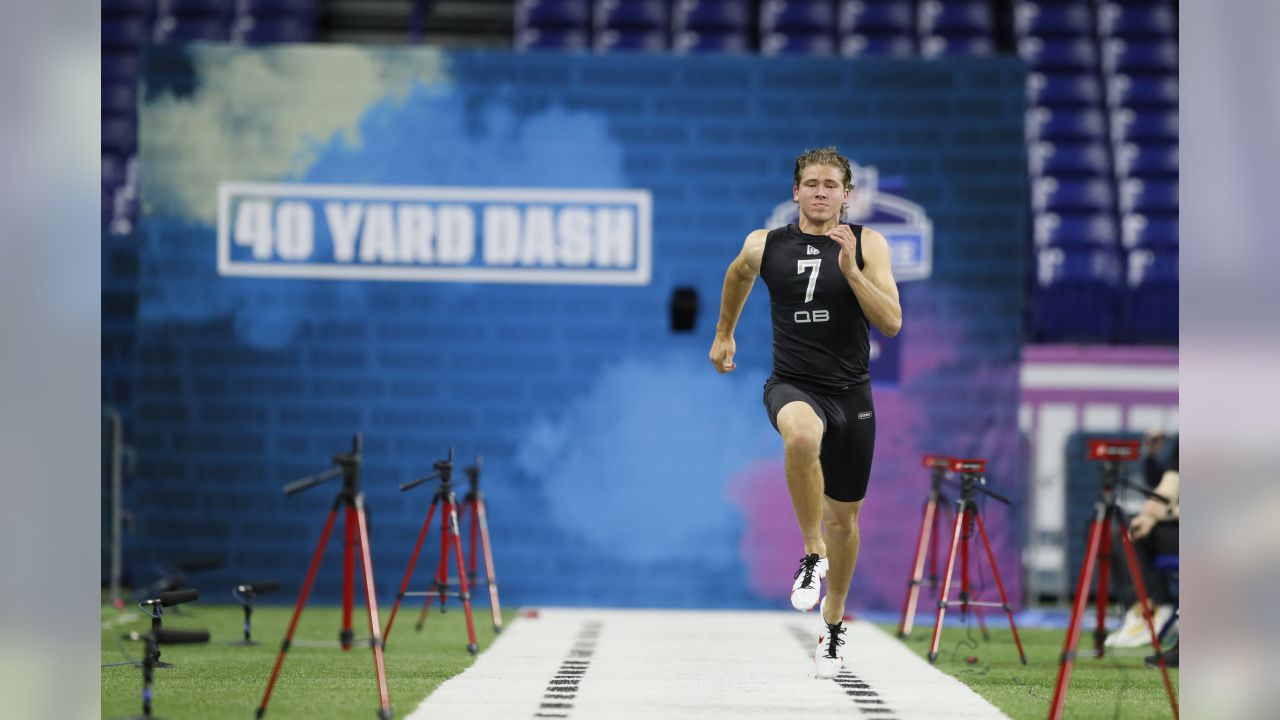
[824,516,857,540]
[823,499,862,539]
[783,430,821,460]
[778,403,823,460]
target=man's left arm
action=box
[829,225,902,337]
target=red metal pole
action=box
[898,496,937,638]
[475,498,503,632]
[928,503,966,663]
[973,510,1027,664]
[1118,524,1179,720]
[1048,516,1103,720]
[258,508,339,717]
[353,499,393,717]
[383,499,437,644]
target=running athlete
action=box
[709,147,902,678]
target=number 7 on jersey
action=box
[797,259,821,303]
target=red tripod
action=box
[898,455,957,638]
[1048,439,1178,720]
[460,456,503,634]
[927,458,1027,665]
[258,434,392,720]
[383,448,479,653]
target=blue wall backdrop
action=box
[126,44,1028,610]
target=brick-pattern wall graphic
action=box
[128,46,1027,609]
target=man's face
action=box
[793,164,850,224]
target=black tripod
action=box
[257,434,392,720]
[927,458,1027,665]
[898,455,956,638]
[230,581,279,646]
[1049,439,1178,720]
[384,448,479,653]
[119,627,210,719]
[460,455,503,634]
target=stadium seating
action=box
[595,28,669,52]
[1034,212,1119,250]
[838,0,914,35]
[1121,212,1178,251]
[1034,246,1123,341]
[1027,72,1103,107]
[672,29,752,53]
[1123,248,1178,342]
[1029,141,1111,177]
[840,33,915,57]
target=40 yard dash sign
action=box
[216,182,652,286]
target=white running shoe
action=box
[1105,604,1174,648]
[814,620,846,679]
[790,554,827,612]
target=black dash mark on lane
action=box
[789,625,899,719]
[534,621,603,718]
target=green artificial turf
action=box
[885,621,1179,720]
[102,604,1178,720]
[101,603,513,720]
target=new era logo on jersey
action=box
[806,245,820,255]
[857,411,873,420]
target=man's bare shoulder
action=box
[739,228,769,271]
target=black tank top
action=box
[760,223,870,393]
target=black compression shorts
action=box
[763,379,876,503]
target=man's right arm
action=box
[710,230,766,374]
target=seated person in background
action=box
[1141,429,1169,488]
[1106,437,1179,650]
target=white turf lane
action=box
[408,608,1008,720]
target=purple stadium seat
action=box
[103,52,142,81]
[104,0,155,12]
[594,0,668,30]
[1119,178,1177,215]
[236,0,317,14]
[1029,140,1111,176]
[1097,3,1176,39]
[1034,212,1119,250]
[1019,36,1098,72]
[154,15,232,42]
[103,116,139,154]
[1027,72,1102,107]
[761,31,837,56]
[673,0,753,32]
[672,29,751,52]
[840,33,915,57]
[594,28,668,52]
[516,27,590,50]
[1033,175,1115,214]
[838,0,914,35]
[233,16,315,42]
[1114,142,1178,179]
[1121,212,1177,250]
[1014,2,1093,37]
[517,0,592,28]
[760,0,837,34]
[1111,108,1178,143]
[1103,38,1177,74]
[1123,248,1178,343]
[1107,73,1178,108]
[918,0,994,36]
[1026,106,1107,141]
[161,0,233,13]
[921,34,994,58]
[103,18,150,48]
[103,153,127,190]
[102,81,137,116]
[1034,246,1123,342]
